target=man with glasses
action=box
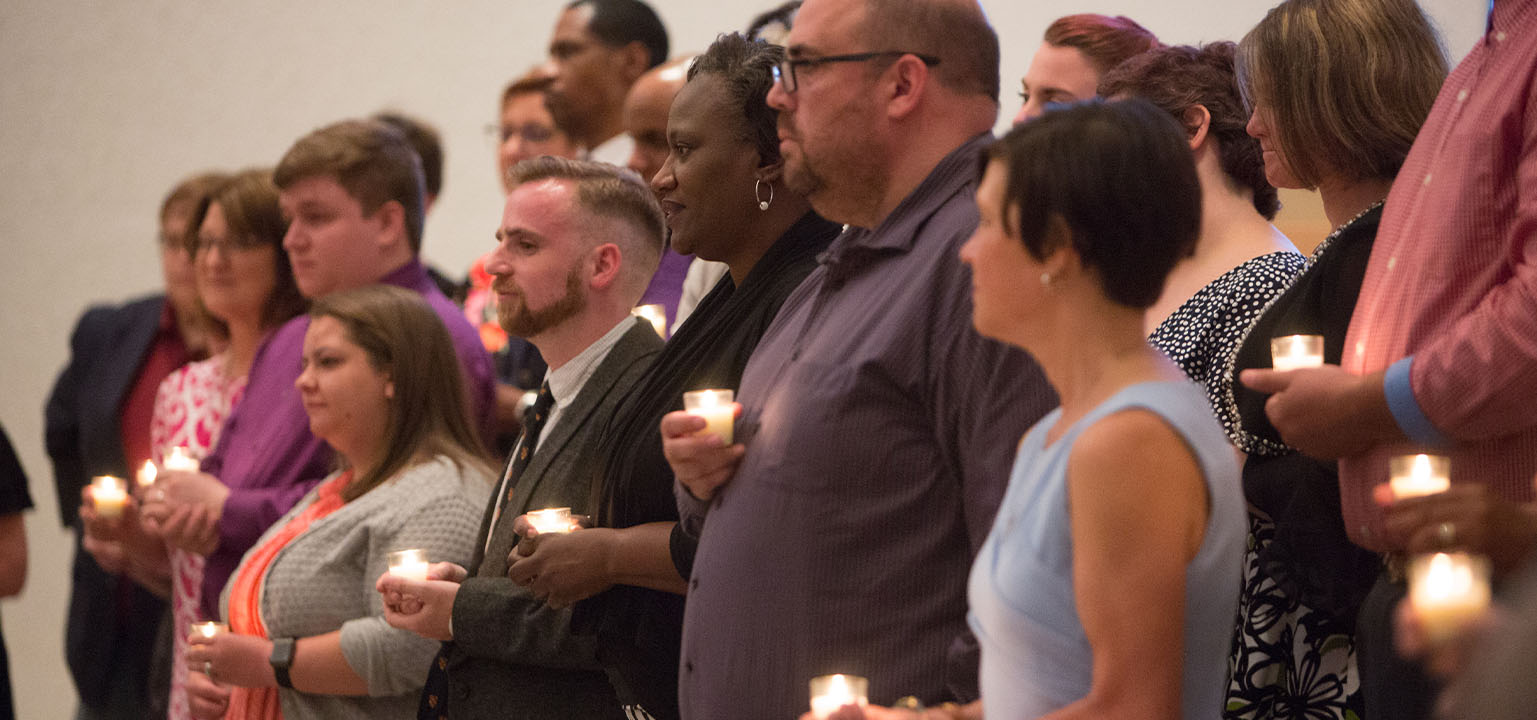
[661,0,1055,717]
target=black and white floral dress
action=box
[1221,204,1386,720]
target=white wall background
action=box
[0,1,1486,716]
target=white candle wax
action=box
[90,476,128,519]
[1389,454,1451,500]
[527,507,574,535]
[387,549,430,582]
[683,389,735,444]
[191,621,227,638]
[631,304,668,339]
[136,460,157,489]
[162,446,200,472]
[809,674,868,719]
[1270,334,1325,371]
[1409,552,1491,644]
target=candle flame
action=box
[137,461,157,488]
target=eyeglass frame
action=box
[772,51,941,93]
[484,122,559,146]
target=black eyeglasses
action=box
[772,51,940,93]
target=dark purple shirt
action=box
[676,134,1056,719]
[199,260,496,617]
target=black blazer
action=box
[443,319,662,720]
[44,295,171,710]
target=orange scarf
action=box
[223,472,351,719]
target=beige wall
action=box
[0,1,1484,716]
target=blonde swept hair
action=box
[1237,0,1447,187]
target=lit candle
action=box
[809,674,868,719]
[162,446,200,472]
[1269,334,1325,371]
[90,476,128,519]
[191,621,227,639]
[136,460,157,489]
[631,304,668,339]
[682,389,735,444]
[1389,454,1451,500]
[526,507,575,535]
[386,549,430,582]
[1409,552,1491,644]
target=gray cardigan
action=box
[222,455,492,720]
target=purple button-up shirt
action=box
[638,248,693,332]
[199,259,496,617]
[676,134,1057,719]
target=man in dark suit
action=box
[44,173,221,720]
[378,156,664,719]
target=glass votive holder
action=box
[1408,552,1491,645]
[682,389,735,444]
[190,621,227,639]
[386,549,430,582]
[90,476,128,519]
[526,507,575,535]
[1270,334,1325,371]
[809,674,868,719]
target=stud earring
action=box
[755,179,774,211]
[1040,272,1053,286]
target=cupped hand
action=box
[660,408,746,502]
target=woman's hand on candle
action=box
[1376,483,1537,575]
[156,471,231,517]
[506,526,616,608]
[661,409,746,502]
[186,631,276,688]
[1239,365,1399,459]
[185,663,232,719]
[376,564,465,642]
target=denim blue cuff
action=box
[1384,355,1451,447]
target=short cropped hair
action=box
[1042,14,1161,75]
[1238,0,1446,187]
[689,33,784,163]
[274,119,428,253]
[372,111,444,200]
[568,0,669,68]
[308,285,491,501]
[987,99,1201,309]
[1099,42,1279,220]
[859,0,1000,102]
[507,156,664,293]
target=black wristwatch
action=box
[269,637,297,689]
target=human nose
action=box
[294,362,314,392]
[766,75,792,112]
[1245,110,1264,139]
[652,154,676,195]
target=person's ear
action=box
[617,41,652,83]
[1183,105,1212,151]
[589,242,623,290]
[370,200,409,252]
[883,54,932,120]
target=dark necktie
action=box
[417,382,554,720]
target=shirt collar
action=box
[541,316,638,409]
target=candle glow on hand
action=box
[1389,454,1451,500]
[683,389,735,444]
[1269,334,1325,371]
[191,621,227,638]
[162,446,200,472]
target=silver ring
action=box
[204,660,214,679]
[1437,521,1457,546]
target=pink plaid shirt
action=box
[1340,0,1537,551]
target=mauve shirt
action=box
[198,260,496,617]
[675,134,1057,719]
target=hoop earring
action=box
[755,179,774,211]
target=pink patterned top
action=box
[149,355,245,720]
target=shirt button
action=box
[1360,525,1372,540]
[1422,172,1433,186]
[690,578,699,590]
[1386,256,1397,271]
[1457,89,1469,102]
[685,661,695,673]
[1496,31,1507,42]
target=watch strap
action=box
[270,636,297,689]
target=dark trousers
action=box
[1358,569,1439,720]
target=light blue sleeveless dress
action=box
[967,380,1244,718]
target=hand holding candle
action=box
[387,549,430,582]
[1408,552,1491,645]
[191,621,227,639]
[162,446,200,472]
[809,674,868,719]
[631,304,668,339]
[683,389,735,444]
[525,507,576,535]
[1269,334,1324,371]
[1389,454,1451,500]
